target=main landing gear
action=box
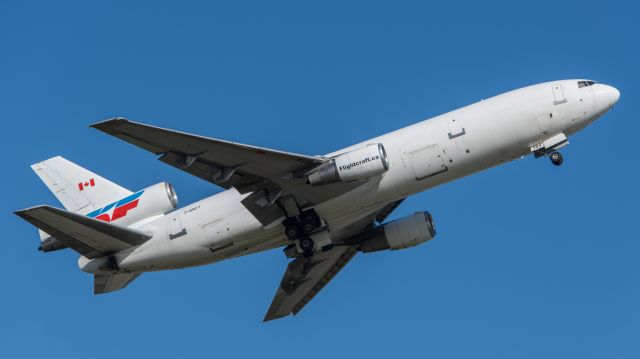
[283,209,323,257]
[298,237,316,256]
[549,151,564,166]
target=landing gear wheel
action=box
[550,151,564,166]
[299,237,316,257]
[283,217,302,240]
[300,210,321,234]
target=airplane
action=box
[15,79,620,321]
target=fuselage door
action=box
[169,214,187,240]
[552,84,567,105]
[409,144,448,180]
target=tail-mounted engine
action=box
[308,143,389,186]
[40,182,179,253]
[86,182,179,226]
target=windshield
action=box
[578,80,598,88]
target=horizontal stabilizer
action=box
[15,205,152,259]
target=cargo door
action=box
[198,218,234,250]
[409,144,448,180]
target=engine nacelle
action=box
[308,143,389,186]
[86,182,178,227]
[355,212,436,253]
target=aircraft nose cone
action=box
[609,86,620,105]
[593,83,620,108]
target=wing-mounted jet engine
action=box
[279,143,390,256]
[343,211,437,252]
[307,143,389,186]
[271,210,437,320]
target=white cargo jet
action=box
[15,79,619,321]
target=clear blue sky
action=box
[2,1,638,357]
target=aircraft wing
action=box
[91,118,365,224]
[264,246,358,322]
[15,205,152,259]
[263,198,405,321]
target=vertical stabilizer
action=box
[31,156,132,215]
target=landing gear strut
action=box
[549,151,564,166]
[282,209,323,257]
[532,133,568,167]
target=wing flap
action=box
[264,246,358,322]
[94,273,142,294]
[15,205,152,258]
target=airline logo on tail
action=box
[86,190,144,223]
[78,178,95,191]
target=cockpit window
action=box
[578,80,598,88]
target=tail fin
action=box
[31,156,132,215]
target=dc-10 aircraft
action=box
[15,79,619,321]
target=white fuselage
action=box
[80,79,619,274]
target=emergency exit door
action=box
[552,84,567,105]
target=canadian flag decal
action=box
[78,178,95,191]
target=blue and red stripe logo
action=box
[87,190,144,223]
